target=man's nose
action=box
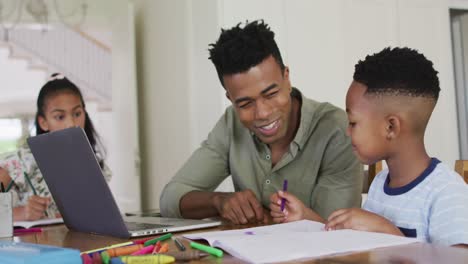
[255,99,272,120]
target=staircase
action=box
[0,23,111,113]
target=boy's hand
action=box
[325,208,403,236]
[214,189,264,225]
[269,190,306,223]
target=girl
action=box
[0,73,111,221]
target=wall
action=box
[56,0,141,212]
[134,0,461,210]
[134,0,194,209]
[106,1,141,212]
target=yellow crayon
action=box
[120,254,175,264]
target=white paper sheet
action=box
[184,220,418,263]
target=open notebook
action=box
[184,220,418,263]
[14,218,64,229]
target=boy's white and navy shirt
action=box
[363,158,468,246]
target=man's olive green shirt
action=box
[160,88,363,219]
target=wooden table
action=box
[10,224,468,263]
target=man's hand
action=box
[213,189,264,225]
[325,208,403,236]
[21,195,50,221]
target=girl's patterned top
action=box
[0,144,112,218]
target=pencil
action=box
[24,172,49,217]
[23,172,37,196]
[4,178,15,192]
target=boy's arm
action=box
[325,208,404,236]
[269,190,325,223]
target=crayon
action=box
[190,242,223,258]
[144,233,172,247]
[152,241,162,254]
[107,244,144,257]
[280,179,288,211]
[81,254,92,264]
[133,237,152,245]
[101,251,110,264]
[91,252,102,264]
[120,254,175,264]
[82,241,134,255]
[131,244,155,255]
[110,258,125,264]
[13,227,42,234]
[164,251,209,261]
[158,243,169,253]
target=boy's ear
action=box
[225,92,231,102]
[385,115,400,140]
[38,116,49,132]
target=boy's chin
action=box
[356,155,375,165]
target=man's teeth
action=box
[261,121,276,130]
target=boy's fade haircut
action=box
[353,47,440,100]
[208,20,285,87]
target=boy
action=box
[271,47,468,247]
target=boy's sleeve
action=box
[429,182,468,246]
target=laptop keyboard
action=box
[125,222,172,231]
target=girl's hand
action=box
[23,195,51,221]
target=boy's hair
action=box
[208,20,285,87]
[353,47,440,100]
[35,73,107,167]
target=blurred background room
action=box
[0,0,467,214]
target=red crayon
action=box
[91,252,101,264]
[14,228,42,234]
[81,254,92,264]
[152,241,162,254]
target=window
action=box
[0,117,35,154]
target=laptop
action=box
[27,127,221,238]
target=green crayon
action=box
[144,233,172,247]
[190,241,223,258]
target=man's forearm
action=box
[179,191,231,219]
